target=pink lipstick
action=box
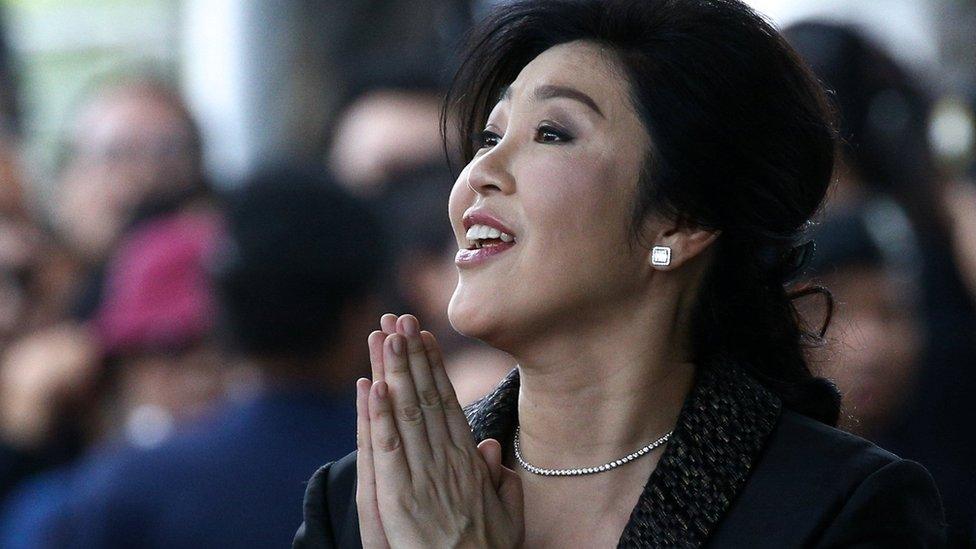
[457,209,518,267]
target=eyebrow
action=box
[499,84,605,118]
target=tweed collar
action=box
[463,359,782,548]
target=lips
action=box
[457,209,517,266]
[455,241,516,265]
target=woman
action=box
[295,0,947,546]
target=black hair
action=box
[213,165,385,361]
[443,0,841,425]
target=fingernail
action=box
[376,381,388,399]
[403,315,419,336]
[391,335,403,356]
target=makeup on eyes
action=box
[536,120,575,143]
[475,129,501,149]
[474,116,577,150]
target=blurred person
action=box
[48,75,213,321]
[375,170,514,406]
[1,166,385,548]
[786,22,976,543]
[297,1,944,547]
[1,71,216,504]
[783,21,976,357]
[52,76,207,263]
[320,0,474,195]
[0,41,103,505]
[328,91,445,195]
[0,63,77,516]
[798,203,924,441]
[0,322,97,505]
[784,22,946,217]
[4,76,216,458]
[0,120,85,340]
[2,209,223,467]
[0,6,79,342]
[91,210,225,447]
[0,138,79,346]
[0,80,222,495]
[0,209,224,547]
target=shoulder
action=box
[294,451,359,548]
[15,416,242,536]
[0,443,155,547]
[711,409,947,547]
[763,409,902,478]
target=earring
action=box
[650,246,671,267]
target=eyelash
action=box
[475,124,574,150]
[477,130,502,149]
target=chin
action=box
[447,281,510,345]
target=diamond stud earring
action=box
[650,246,672,267]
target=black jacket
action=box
[294,361,947,547]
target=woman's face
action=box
[447,40,653,347]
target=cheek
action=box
[521,150,635,255]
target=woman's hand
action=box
[356,314,523,548]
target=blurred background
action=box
[0,0,969,547]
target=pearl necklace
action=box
[513,426,672,477]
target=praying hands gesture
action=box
[356,314,524,548]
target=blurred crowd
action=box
[0,2,970,548]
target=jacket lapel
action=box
[463,359,782,548]
[616,359,782,547]
[464,367,521,449]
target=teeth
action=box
[464,224,516,249]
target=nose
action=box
[465,147,516,196]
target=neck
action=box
[511,283,697,470]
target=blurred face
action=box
[55,90,199,261]
[447,41,652,348]
[71,91,198,196]
[806,267,920,435]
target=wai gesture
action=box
[356,314,523,548]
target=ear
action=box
[645,217,720,270]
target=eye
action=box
[476,129,502,150]
[536,124,573,144]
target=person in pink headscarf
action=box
[91,210,225,449]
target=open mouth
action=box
[465,224,516,250]
[456,211,518,266]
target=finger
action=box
[368,380,412,497]
[380,313,398,334]
[498,464,524,530]
[421,330,473,446]
[396,316,450,456]
[367,330,387,382]
[477,438,503,489]
[355,378,388,548]
[382,335,431,476]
